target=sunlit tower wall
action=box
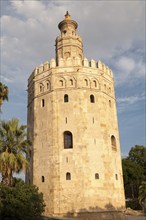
[27,12,125,220]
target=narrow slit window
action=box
[115,174,118,180]
[64,94,69,102]
[90,95,95,103]
[109,100,111,107]
[111,135,116,148]
[66,157,68,163]
[66,117,67,124]
[66,172,71,180]
[41,99,45,107]
[42,176,45,182]
[95,173,99,179]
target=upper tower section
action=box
[55,11,83,65]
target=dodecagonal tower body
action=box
[27,12,125,219]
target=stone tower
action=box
[27,12,125,219]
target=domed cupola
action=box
[55,12,83,65]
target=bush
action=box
[126,199,142,210]
[0,181,45,220]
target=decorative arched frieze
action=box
[46,80,51,91]
[56,77,66,88]
[39,82,44,93]
[66,76,76,87]
[82,77,90,88]
[91,78,100,89]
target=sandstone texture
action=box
[27,12,125,218]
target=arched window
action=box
[59,80,63,87]
[111,135,116,147]
[84,79,88,86]
[66,172,71,180]
[93,80,97,87]
[64,52,70,59]
[109,100,111,107]
[95,173,99,179]
[70,79,73,86]
[47,81,50,90]
[42,176,45,182]
[115,174,118,180]
[104,84,106,91]
[90,95,95,103]
[109,87,111,93]
[64,94,69,102]
[64,131,73,149]
[41,99,45,107]
[40,84,43,92]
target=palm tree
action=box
[139,181,146,213]
[0,118,31,186]
[0,82,9,111]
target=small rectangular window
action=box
[42,176,45,182]
[66,172,71,180]
[41,99,45,107]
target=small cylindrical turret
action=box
[56,12,83,65]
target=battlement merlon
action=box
[28,58,114,84]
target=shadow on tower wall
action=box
[43,203,126,220]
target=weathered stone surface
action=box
[27,12,125,217]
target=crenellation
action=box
[97,60,102,69]
[50,58,56,68]
[96,60,114,79]
[109,69,113,77]
[89,59,96,68]
[75,56,82,66]
[35,67,39,75]
[39,64,44,73]
[44,61,50,71]
[106,66,109,75]
[27,12,125,219]
[83,57,89,67]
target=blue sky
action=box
[0,0,145,157]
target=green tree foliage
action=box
[0,181,45,220]
[122,159,143,198]
[139,181,146,213]
[0,82,8,112]
[122,145,146,209]
[0,118,31,186]
[139,181,146,204]
[129,145,146,177]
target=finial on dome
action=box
[65,11,71,20]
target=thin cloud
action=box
[117,93,145,113]
[1,0,145,155]
[117,93,145,105]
